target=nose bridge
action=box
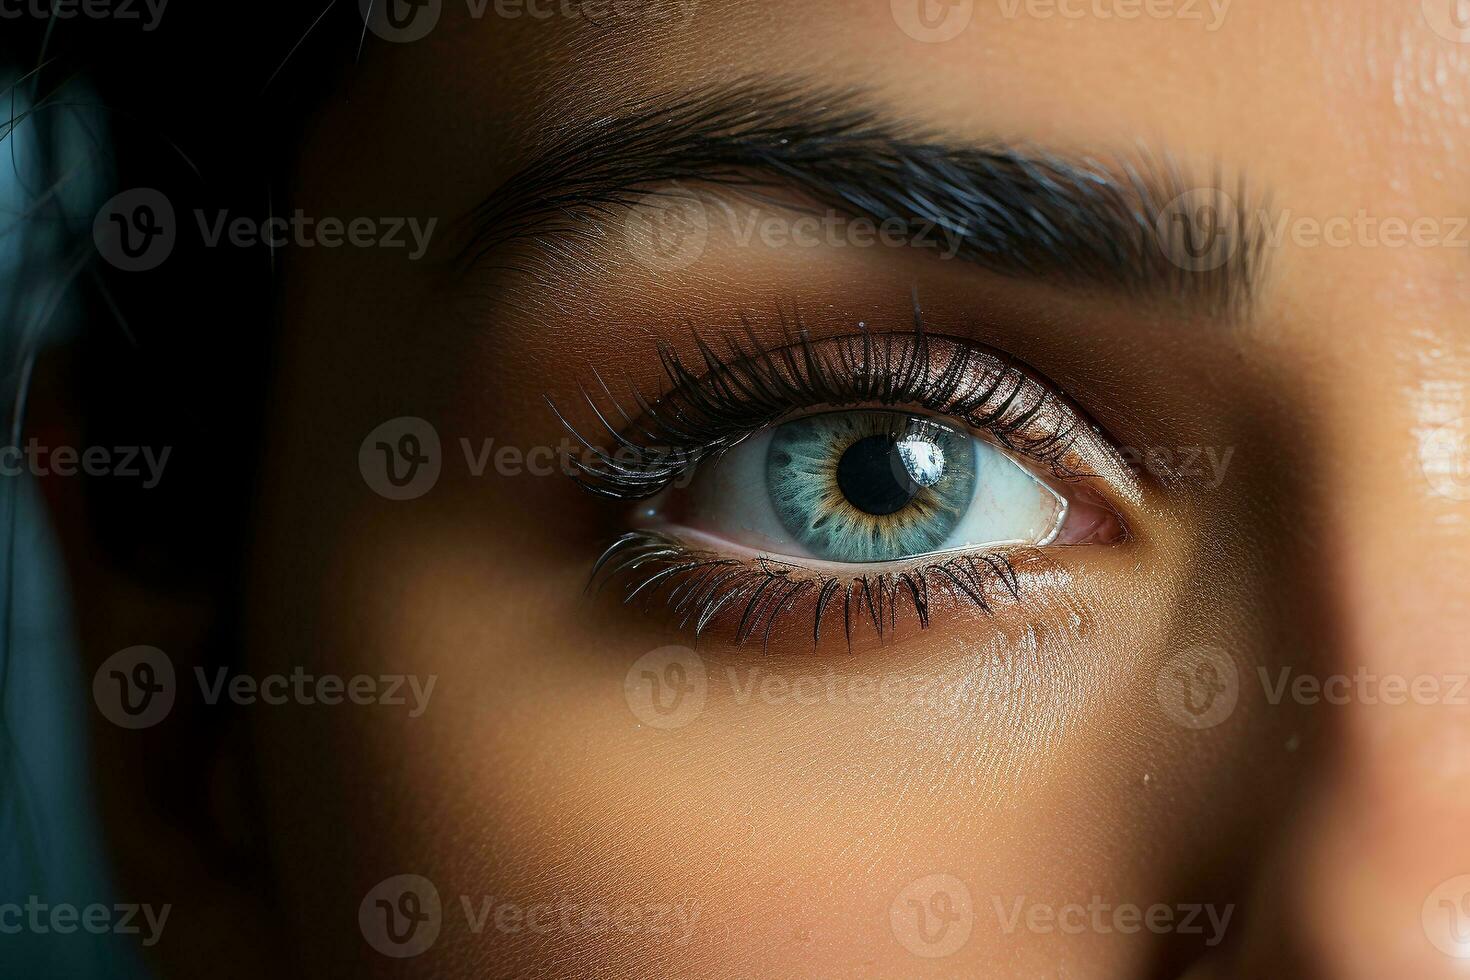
[1243,296,1470,974]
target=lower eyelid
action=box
[589,529,1073,648]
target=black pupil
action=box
[836,435,923,516]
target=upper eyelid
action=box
[549,320,1137,503]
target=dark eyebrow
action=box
[462,81,1271,319]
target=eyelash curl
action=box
[549,310,1091,501]
[551,309,1103,647]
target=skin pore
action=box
[61,1,1470,977]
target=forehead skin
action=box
[249,2,1470,977]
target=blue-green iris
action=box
[766,411,978,562]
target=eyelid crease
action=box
[548,312,1142,509]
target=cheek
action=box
[249,507,1249,975]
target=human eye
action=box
[554,319,1135,646]
[672,407,1104,562]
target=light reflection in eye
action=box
[645,409,1070,565]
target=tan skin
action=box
[48,0,1470,976]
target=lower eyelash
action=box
[591,529,1032,649]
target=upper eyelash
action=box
[548,308,1091,501]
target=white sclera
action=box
[647,415,1067,564]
